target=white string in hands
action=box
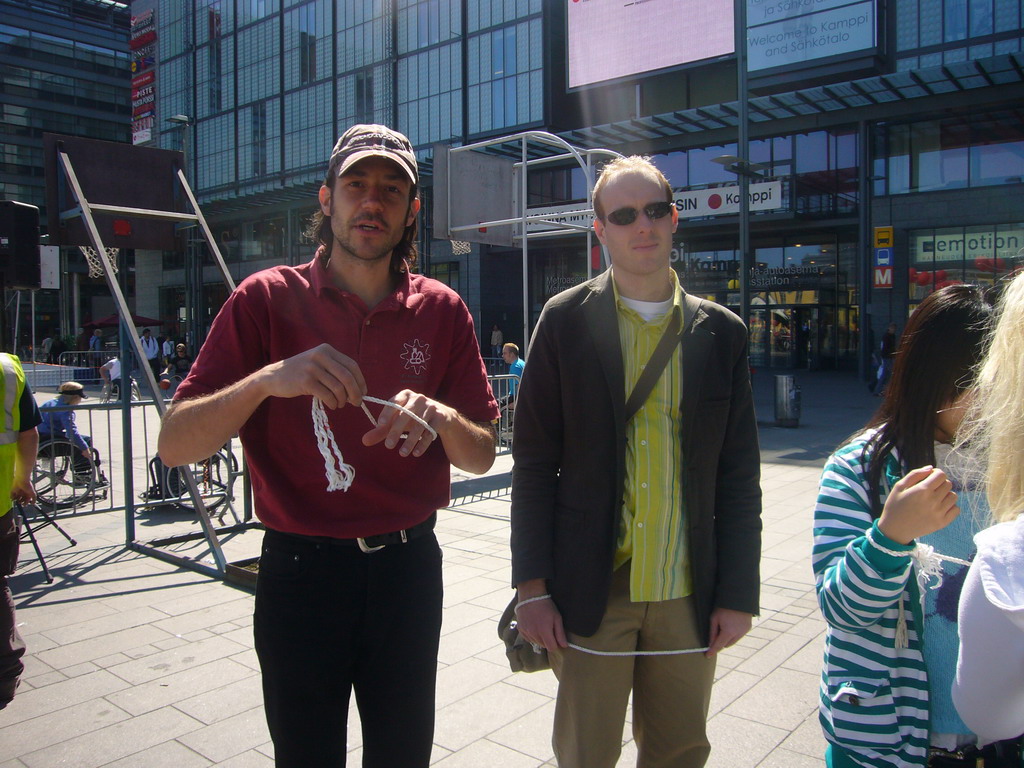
[866,528,972,589]
[312,398,355,491]
[311,395,439,492]
[514,594,710,657]
[865,527,972,648]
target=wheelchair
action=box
[140,447,237,520]
[100,378,141,403]
[32,438,106,509]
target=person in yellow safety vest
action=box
[0,353,42,710]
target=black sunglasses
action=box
[605,201,673,226]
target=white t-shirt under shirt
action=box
[618,295,672,323]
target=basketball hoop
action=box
[78,246,119,278]
[450,240,471,256]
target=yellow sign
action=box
[874,227,894,248]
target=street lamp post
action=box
[712,154,767,329]
[166,114,202,354]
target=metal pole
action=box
[72,271,80,341]
[736,0,751,333]
[117,296,135,545]
[521,136,529,354]
[587,152,595,280]
[858,120,872,381]
[13,291,21,357]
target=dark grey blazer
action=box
[510,270,762,641]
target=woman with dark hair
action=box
[812,284,996,767]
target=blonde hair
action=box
[593,156,672,221]
[958,271,1024,523]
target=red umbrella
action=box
[84,312,165,329]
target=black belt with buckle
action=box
[352,512,437,553]
[272,512,437,554]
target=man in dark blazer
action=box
[511,156,762,768]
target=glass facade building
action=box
[0,0,131,352]
[0,0,131,212]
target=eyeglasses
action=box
[605,201,673,226]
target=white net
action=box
[450,240,471,256]
[78,246,119,278]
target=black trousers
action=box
[0,510,25,708]
[254,527,443,768]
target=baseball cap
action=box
[328,124,418,186]
[59,381,87,399]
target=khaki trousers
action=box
[550,565,716,768]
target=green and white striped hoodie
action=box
[813,430,931,767]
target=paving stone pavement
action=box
[0,368,877,767]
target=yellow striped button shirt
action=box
[612,272,692,602]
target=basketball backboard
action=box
[44,133,187,250]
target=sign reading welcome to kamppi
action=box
[746,0,877,72]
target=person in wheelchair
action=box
[99,357,121,396]
[98,356,139,401]
[163,343,193,381]
[38,382,108,488]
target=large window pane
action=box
[945,0,968,39]
[970,111,1024,186]
[911,119,969,191]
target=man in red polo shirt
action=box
[158,124,498,768]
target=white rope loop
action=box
[361,396,438,440]
[311,398,355,491]
[865,527,972,648]
[513,593,709,656]
[568,643,710,657]
[311,394,439,492]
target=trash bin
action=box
[774,374,801,428]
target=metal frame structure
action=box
[54,149,248,579]
[443,131,622,353]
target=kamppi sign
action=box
[674,182,784,219]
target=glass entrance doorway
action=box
[749,306,828,369]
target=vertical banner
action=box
[130,9,157,144]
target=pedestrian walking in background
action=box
[871,321,898,395]
[490,323,503,359]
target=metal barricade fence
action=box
[23,350,114,389]
[488,373,519,449]
[58,350,112,374]
[28,396,252,560]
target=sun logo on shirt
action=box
[401,339,431,375]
